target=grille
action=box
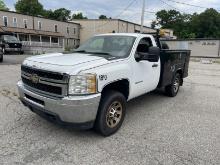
[21,65,65,81]
[9,43,22,48]
[22,77,62,95]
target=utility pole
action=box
[140,0,145,33]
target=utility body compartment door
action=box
[158,50,191,88]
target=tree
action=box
[15,0,44,16]
[152,9,220,39]
[0,0,9,10]
[153,10,193,38]
[191,8,220,38]
[45,8,71,21]
[72,13,87,19]
[99,15,108,19]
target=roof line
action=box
[72,18,155,30]
[0,10,80,25]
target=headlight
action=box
[5,44,9,48]
[68,74,97,95]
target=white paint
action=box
[23,33,161,101]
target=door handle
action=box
[152,64,158,68]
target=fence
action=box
[164,39,220,58]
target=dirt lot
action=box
[0,56,220,165]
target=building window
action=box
[74,39,76,45]
[13,17,17,27]
[38,21,42,30]
[67,27,69,34]
[3,16,8,27]
[55,25,58,32]
[73,28,76,34]
[23,19,27,28]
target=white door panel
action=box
[130,37,161,99]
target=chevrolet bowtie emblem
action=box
[30,74,39,84]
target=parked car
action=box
[17,33,190,136]
[0,34,23,54]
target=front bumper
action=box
[5,47,22,52]
[17,81,101,129]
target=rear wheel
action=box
[165,73,181,97]
[95,90,126,136]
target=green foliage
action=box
[0,0,9,10]
[15,0,44,16]
[44,8,71,21]
[153,8,220,39]
[191,9,220,38]
[72,13,88,19]
[99,15,108,19]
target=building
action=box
[0,10,80,54]
[164,39,220,58]
[72,19,156,44]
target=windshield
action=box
[76,35,136,58]
[3,35,19,42]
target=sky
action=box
[4,0,220,26]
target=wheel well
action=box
[176,69,183,85]
[102,79,129,100]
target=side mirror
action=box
[135,46,160,62]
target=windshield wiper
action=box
[74,50,111,56]
[89,52,111,55]
[74,50,87,53]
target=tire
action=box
[165,73,181,97]
[0,54,3,62]
[20,50,24,55]
[95,90,126,136]
[2,47,5,54]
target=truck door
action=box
[131,37,161,98]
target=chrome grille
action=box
[21,65,69,97]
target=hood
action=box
[26,53,106,66]
[6,40,21,44]
[23,53,110,75]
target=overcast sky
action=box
[4,0,220,26]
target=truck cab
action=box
[17,33,190,136]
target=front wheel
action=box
[2,47,5,54]
[94,90,126,136]
[0,53,3,62]
[165,73,181,97]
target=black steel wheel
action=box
[165,73,181,97]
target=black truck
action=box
[0,34,23,56]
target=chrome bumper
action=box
[17,81,101,126]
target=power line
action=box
[158,0,186,13]
[87,0,138,31]
[166,0,206,9]
[145,10,157,14]
[165,0,220,12]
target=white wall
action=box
[165,40,220,58]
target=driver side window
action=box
[136,37,152,53]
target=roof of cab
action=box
[95,33,153,38]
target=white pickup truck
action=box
[17,33,190,136]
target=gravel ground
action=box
[0,58,220,165]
